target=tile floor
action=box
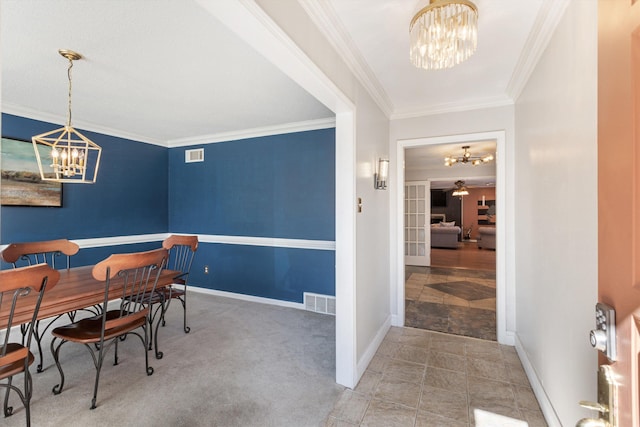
[405,266,497,341]
[324,327,547,427]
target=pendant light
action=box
[32,49,102,184]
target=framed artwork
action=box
[1,137,63,207]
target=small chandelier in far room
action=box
[32,49,102,183]
[452,180,469,197]
[409,0,478,70]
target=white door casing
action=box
[393,131,510,344]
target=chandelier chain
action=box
[66,56,74,127]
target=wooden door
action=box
[597,0,640,424]
[404,181,430,266]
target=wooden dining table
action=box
[0,265,180,330]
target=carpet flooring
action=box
[2,292,342,427]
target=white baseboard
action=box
[501,329,516,346]
[390,313,403,327]
[356,315,392,381]
[189,285,305,311]
[514,335,561,427]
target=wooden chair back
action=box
[0,263,60,367]
[92,249,167,332]
[1,239,80,269]
[162,235,198,281]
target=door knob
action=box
[576,365,616,427]
[577,400,610,427]
[579,401,608,413]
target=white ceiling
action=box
[307,0,548,118]
[2,0,558,167]
[1,0,334,146]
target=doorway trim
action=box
[394,130,511,344]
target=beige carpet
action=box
[2,292,342,427]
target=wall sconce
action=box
[374,158,389,190]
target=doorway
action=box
[394,130,510,343]
[404,143,497,340]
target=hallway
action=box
[326,327,547,426]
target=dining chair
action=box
[158,235,198,334]
[0,263,60,427]
[0,239,82,374]
[1,239,79,270]
[49,248,167,410]
[133,235,198,360]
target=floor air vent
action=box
[304,293,336,316]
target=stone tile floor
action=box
[324,327,547,427]
[405,267,497,341]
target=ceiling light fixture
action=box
[452,180,469,197]
[409,0,478,70]
[444,145,493,167]
[32,49,102,183]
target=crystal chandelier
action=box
[445,145,493,167]
[409,0,478,70]
[32,50,102,183]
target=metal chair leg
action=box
[3,377,14,417]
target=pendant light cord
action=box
[66,56,74,127]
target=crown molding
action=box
[3,103,334,148]
[506,0,571,101]
[166,117,336,147]
[300,0,394,118]
[2,103,168,147]
[390,95,514,121]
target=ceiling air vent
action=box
[185,148,204,163]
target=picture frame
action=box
[1,137,63,207]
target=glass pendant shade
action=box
[410,0,478,70]
[452,188,469,196]
[375,158,390,190]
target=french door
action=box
[404,181,430,266]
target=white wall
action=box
[254,0,391,386]
[513,1,597,425]
[389,106,516,336]
[354,89,391,371]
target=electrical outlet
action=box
[204,265,209,274]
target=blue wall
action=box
[190,244,335,302]
[1,113,168,261]
[2,114,336,303]
[168,129,336,302]
[168,130,335,240]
